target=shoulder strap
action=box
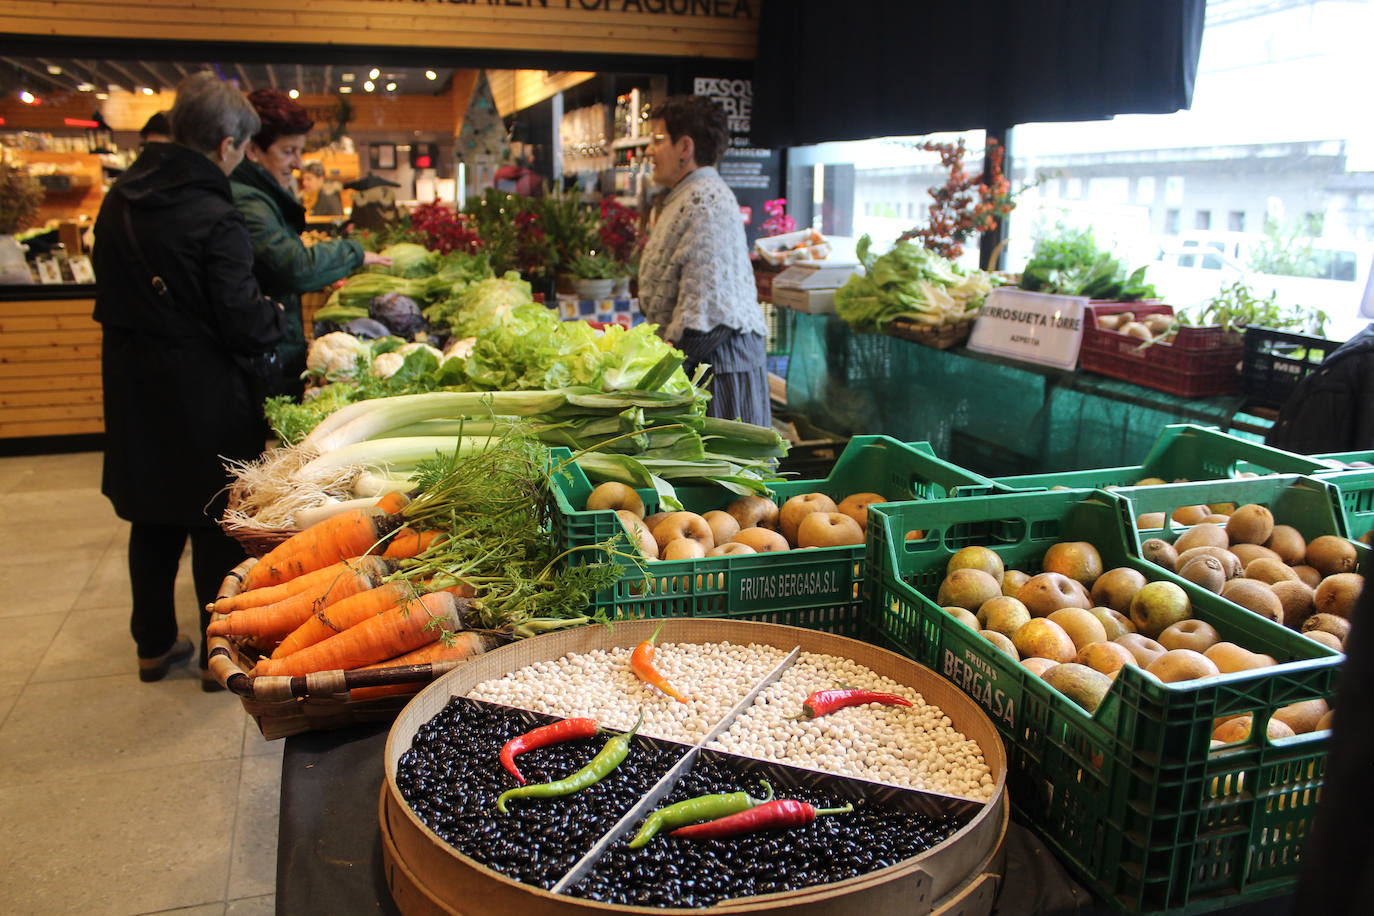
[120,203,172,302]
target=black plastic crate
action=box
[1241,326,1341,409]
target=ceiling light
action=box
[19,90,36,104]
[425,70,438,81]
[96,92,109,100]
[288,88,300,99]
[339,86,352,93]
[46,65,62,75]
[76,82,95,92]
[368,67,380,80]
[341,73,355,82]
[363,80,375,92]
[385,82,397,92]
[140,87,154,96]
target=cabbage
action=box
[377,242,439,278]
[369,292,427,339]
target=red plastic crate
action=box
[1079,302,1243,398]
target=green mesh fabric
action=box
[784,313,1255,477]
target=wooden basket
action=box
[381,618,1010,915]
[205,557,500,740]
[884,318,973,350]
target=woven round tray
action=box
[219,522,300,557]
[884,318,974,350]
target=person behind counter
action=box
[636,95,771,427]
[139,111,171,145]
[92,72,287,690]
[231,89,388,397]
[298,160,343,217]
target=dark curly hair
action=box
[650,95,730,167]
[246,88,314,151]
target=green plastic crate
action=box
[549,436,997,629]
[995,424,1331,491]
[864,488,1339,914]
[1308,469,1374,542]
[1312,449,1374,468]
[1114,475,1368,593]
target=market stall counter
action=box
[783,311,1263,479]
[276,723,1290,916]
[0,282,101,439]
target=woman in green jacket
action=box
[231,89,389,397]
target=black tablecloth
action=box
[276,724,1293,916]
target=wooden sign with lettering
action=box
[966,287,1088,370]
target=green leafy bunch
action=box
[1179,280,1330,336]
[1019,224,1157,301]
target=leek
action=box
[302,390,568,453]
[299,436,493,478]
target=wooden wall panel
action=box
[0,297,104,438]
[488,70,596,117]
[0,1,759,59]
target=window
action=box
[1000,1,1374,339]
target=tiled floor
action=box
[0,450,280,916]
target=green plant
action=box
[1180,280,1330,336]
[1019,224,1156,301]
[1248,214,1324,279]
[568,250,619,280]
[0,160,42,235]
[538,189,601,274]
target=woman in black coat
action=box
[93,72,285,688]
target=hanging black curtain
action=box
[752,0,1206,147]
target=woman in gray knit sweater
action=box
[637,95,771,427]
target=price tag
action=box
[967,288,1088,370]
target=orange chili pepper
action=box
[631,621,689,703]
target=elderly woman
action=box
[637,95,771,427]
[231,89,387,396]
[93,72,286,689]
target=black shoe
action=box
[138,637,194,682]
[200,669,226,693]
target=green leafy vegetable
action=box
[1019,225,1157,301]
[834,235,994,332]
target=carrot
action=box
[242,509,404,590]
[382,528,447,559]
[270,578,475,659]
[207,561,385,640]
[269,580,412,659]
[252,591,462,678]
[348,632,493,700]
[375,491,412,514]
[212,556,391,614]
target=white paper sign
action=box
[967,288,1088,370]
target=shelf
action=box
[611,136,651,149]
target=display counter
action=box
[0,283,102,439]
[783,311,1264,478]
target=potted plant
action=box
[598,197,640,298]
[568,250,619,300]
[0,157,42,284]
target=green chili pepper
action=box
[496,710,643,814]
[627,779,774,848]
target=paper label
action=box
[967,288,1088,369]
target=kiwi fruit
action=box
[1177,546,1243,579]
[1263,525,1307,565]
[1269,580,1316,629]
[1226,504,1275,545]
[1302,613,1351,644]
[1136,512,1166,530]
[1208,503,1237,516]
[1306,535,1358,577]
[1200,514,1232,524]
[1230,543,1281,567]
[1313,573,1363,619]
[1220,578,1283,623]
[1134,476,1168,486]
[1304,629,1345,652]
[1172,504,1212,526]
[1291,565,1323,588]
[1178,556,1226,593]
[1244,557,1299,585]
[1174,523,1230,553]
[1141,538,1179,572]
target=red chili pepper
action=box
[499,717,599,785]
[669,799,854,840]
[796,688,913,719]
